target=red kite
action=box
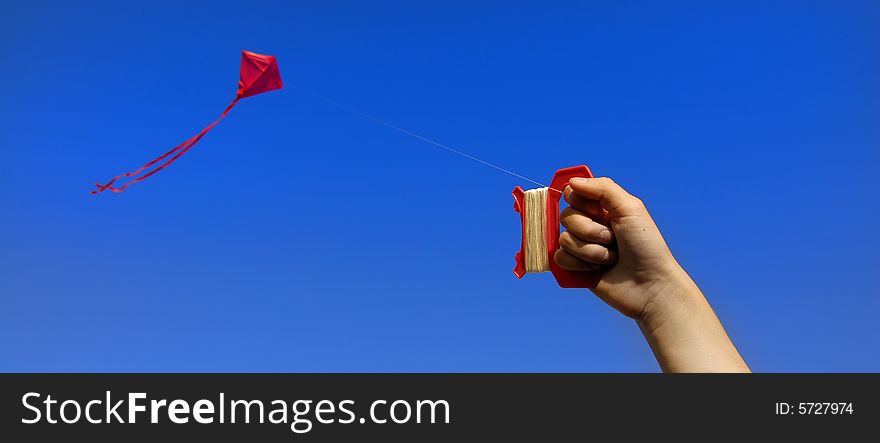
[91,50,282,194]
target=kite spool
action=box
[512,165,601,288]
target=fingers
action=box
[559,231,617,265]
[560,207,614,244]
[563,186,609,224]
[554,249,601,271]
[567,177,646,218]
[555,176,634,272]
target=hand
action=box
[554,177,749,372]
[555,177,678,320]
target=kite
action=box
[90,50,282,194]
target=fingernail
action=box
[599,229,612,243]
[570,177,589,185]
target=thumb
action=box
[568,177,646,219]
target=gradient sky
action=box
[1,1,878,372]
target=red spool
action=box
[512,165,601,288]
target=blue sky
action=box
[1,1,878,372]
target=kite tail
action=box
[91,97,241,194]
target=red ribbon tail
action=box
[91,97,240,195]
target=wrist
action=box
[634,264,750,373]
[635,264,705,332]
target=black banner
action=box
[1,374,876,440]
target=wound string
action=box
[524,187,551,273]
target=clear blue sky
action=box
[1,1,878,372]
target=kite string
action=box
[290,85,552,190]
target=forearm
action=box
[637,266,750,373]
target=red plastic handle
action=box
[546,165,600,288]
[512,186,527,279]
[512,165,601,288]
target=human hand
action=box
[555,177,679,320]
[554,176,749,372]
